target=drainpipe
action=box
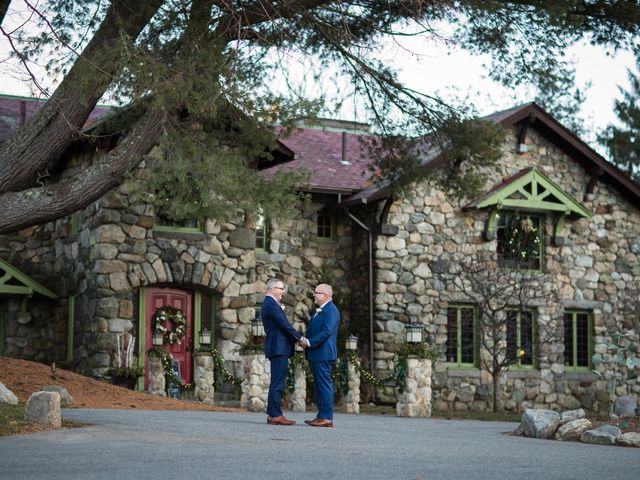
[345,208,374,385]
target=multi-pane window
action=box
[496,213,543,270]
[446,305,476,366]
[155,215,201,232]
[255,214,268,250]
[564,310,592,369]
[506,309,536,367]
[317,213,334,240]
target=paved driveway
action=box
[0,409,638,480]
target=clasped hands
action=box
[298,336,310,349]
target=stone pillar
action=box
[344,357,360,414]
[288,355,307,412]
[241,353,269,413]
[194,352,215,405]
[148,356,166,396]
[396,357,432,418]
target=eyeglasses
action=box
[314,291,327,295]
[273,286,285,291]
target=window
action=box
[255,214,268,250]
[496,212,543,270]
[155,215,201,233]
[317,213,335,240]
[564,310,592,370]
[446,305,477,367]
[506,309,536,367]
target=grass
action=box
[0,403,85,437]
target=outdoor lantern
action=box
[251,312,265,338]
[405,323,423,344]
[199,328,211,347]
[345,335,358,351]
[152,331,164,346]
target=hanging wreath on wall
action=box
[152,306,187,345]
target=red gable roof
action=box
[266,125,377,194]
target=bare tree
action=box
[447,248,561,412]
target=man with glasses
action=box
[262,278,305,425]
[299,283,341,427]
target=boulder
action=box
[41,385,76,407]
[613,395,637,417]
[581,425,622,446]
[617,432,640,448]
[554,418,592,441]
[559,408,585,425]
[24,391,62,428]
[521,409,561,439]
[0,382,19,406]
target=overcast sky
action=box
[0,3,636,157]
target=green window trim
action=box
[255,215,269,252]
[154,216,203,234]
[67,296,75,363]
[446,304,478,368]
[136,287,147,391]
[563,310,593,371]
[506,309,538,369]
[317,213,336,242]
[0,302,6,356]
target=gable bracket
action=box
[553,213,566,246]
[484,207,500,241]
[585,167,604,197]
[516,114,536,154]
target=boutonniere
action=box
[315,308,322,314]
[281,305,286,311]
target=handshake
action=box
[297,336,310,349]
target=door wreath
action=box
[152,306,187,344]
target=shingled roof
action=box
[338,102,640,208]
[268,122,376,194]
[0,94,112,140]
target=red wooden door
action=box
[145,287,194,389]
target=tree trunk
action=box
[0,108,166,234]
[0,0,163,193]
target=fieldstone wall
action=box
[254,197,354,332]
[371,127,640,412]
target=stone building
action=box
[1,96,638,412]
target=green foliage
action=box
[599,58,640,180]
[234,332,265,355]
[428,118,507,201]
[130,120,309,224]
[393,343,439,394]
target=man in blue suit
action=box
[300,283,341,427]
[261,278,304,426]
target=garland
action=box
[152,306,187,345]
[393,343,439,393]
[203,347,243,386]
[148,347,193,390]
[286,353,309,394]
[334,351,386,395]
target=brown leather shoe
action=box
[267,416,296,426]
[304,418,319,425]
[308,418,333,427]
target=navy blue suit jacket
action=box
[305,301,340,362]
[261,295,301,359]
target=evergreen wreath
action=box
[152,306,187,345]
